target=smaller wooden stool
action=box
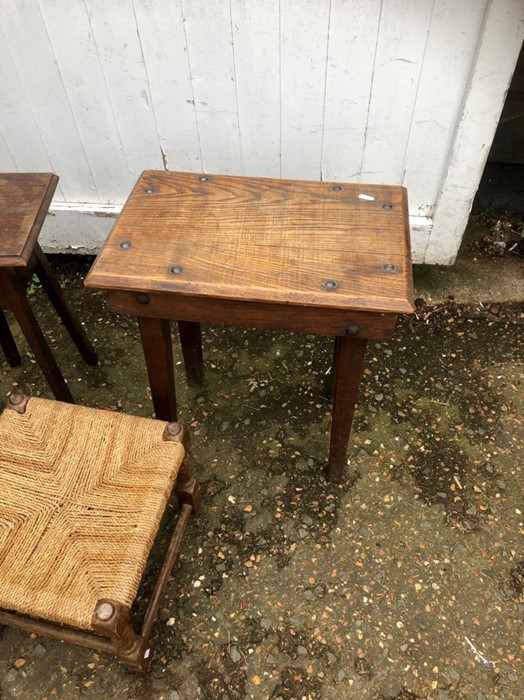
[0,173,97,402]
[0,394,200,671]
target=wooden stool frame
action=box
[86,170,414,482]
[0,173,97,402]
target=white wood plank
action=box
[426,0,524,264]
[37,0,133,203]
[230,0,280,178]
[321,0,382,182]
[360,0,434,185]
[0,18,65,198]
[0,0,96,200]
[0,130,17,171]
[401,0,487,215]
[181,0,242,174]
[84,0,164,179]
[132,0,202,173]
[280,0,331,180]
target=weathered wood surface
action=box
[0,173,58,266]
[86,171,414,314]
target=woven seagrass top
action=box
[0,397,185,630]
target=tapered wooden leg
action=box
[33,245,98,365]
[328,336,368,482]
[138,316,177,421]
[9,293,74,403]
[0,310,21,367]
[177,320,204,387]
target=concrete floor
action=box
[0,214,523,700]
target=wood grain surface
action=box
[86,171,413,314]
[0,173,58,266]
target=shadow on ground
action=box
[0,243,523,699]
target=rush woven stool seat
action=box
[0,394,200,671]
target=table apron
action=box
[107,290,397,339]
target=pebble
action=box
[230,646,241,663]
[297,645,308,656]
[34,644,47,657]
[4,669,17,683]
[448,668,461,683]
[452,543,467,558]
[169,692,181,700]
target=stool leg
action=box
[328,336,368,482]
[92,600,150,672]
[9,292,74,403]
[163,422,201,513]
[0,310,22,367]
[177,320,204,387]
[33,244,98,366]
[138,316,178,421]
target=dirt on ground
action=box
[0,249,523,700]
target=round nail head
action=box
[166,422,182,437]
[136,293,150,305]
[199,176,208,182]
[323,280,337,290]
[382,203,393,210]
[170,265,183,275]
[144,187,156,194]
[345,325,360,336]
[119,241,131,250]
[332,185,342,192]
[96,602,114,621]
[9,394,24,405]
[382,264,398,274]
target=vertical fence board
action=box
[0,21,57,185]
[280,0,331,180]
[0,130,17,171]
[181,0,242,174]
[321,0,382,183]
[360,0,434,185]
[231,0,281,178]
[84,0,164,182]
[37,0,133,202]
[132,0,202,173]
[0,0,94,199]
[400,0,487,215]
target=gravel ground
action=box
[0,248,523,700]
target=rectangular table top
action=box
[0,173,58,266]
[86,171,414,314]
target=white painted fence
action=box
[1,0,523,263]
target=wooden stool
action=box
[0,394,200,671]
[0,173,97,402]
[86,171,414,482]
